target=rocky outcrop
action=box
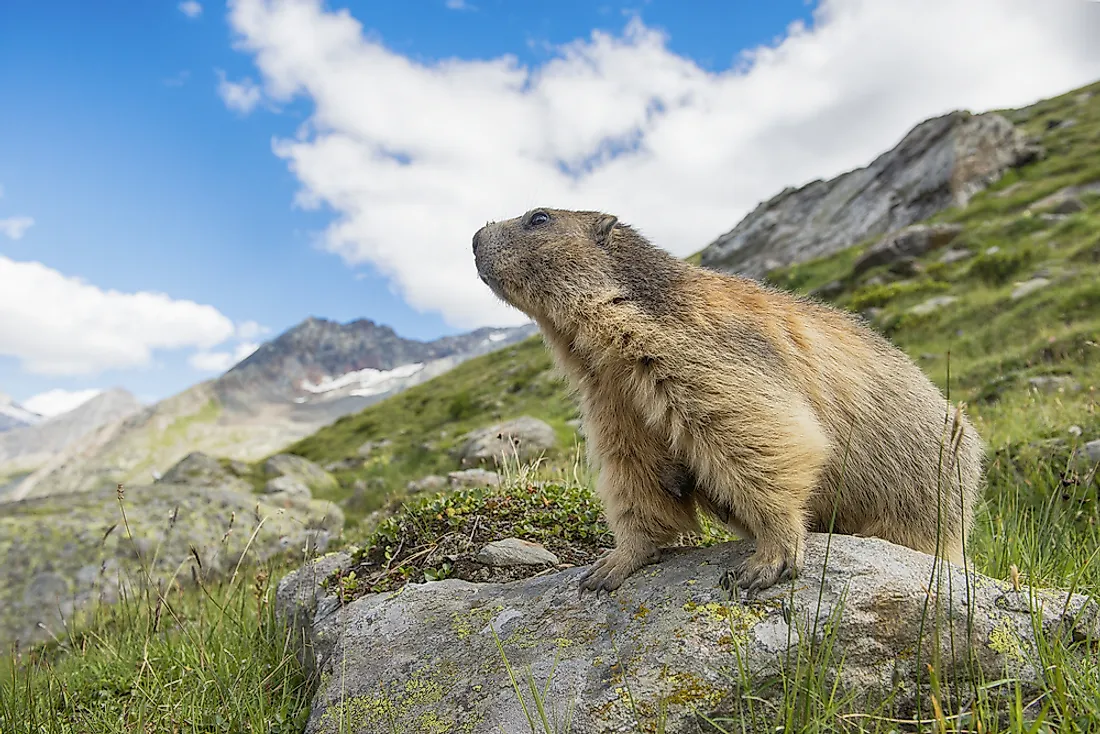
[457,416,558,467]
[263,453,338,494]
[277,534,1097,734]
[852,223,963,276]
[699,111,1042,278]
[159,451,252,493]
[0,480,343,650]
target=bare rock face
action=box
[699,111,1042,278]
[277,534,1097,734]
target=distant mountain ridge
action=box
[5,316,537,502]
[0,388,143,474]
[0,392,41,433]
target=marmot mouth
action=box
[478,272,507,301]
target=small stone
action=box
[938,248,973,265]
[1011,278,1049,301]
[447,469,501,489]
[475,538,559,567]
[1027,376,1080,394]
[908,295,957,316]
[985,246,1001,255]
[1084,440,1100,465]
[357,439,392,458]
[324,458,363,472]
[406,475,447,493]
[809,280,846,300]
[888,258,924,277]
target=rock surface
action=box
[699,111,1040,278]
[447,468,502,488]
[0,481,344,649]
[159,451,252,493]
[1011,277,1050,300]
[908,295,958,316]
[277,534,1097,734]
[457,416,558,467]
[852,224,964,277]
[475,537,559,567]
[264,453,339,494]
[263,475,314,502]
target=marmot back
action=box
[473,208,985,594]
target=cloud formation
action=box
[0,255,238,375]
[0,217,34,240]
[225,0,1100,329]
[23,388,103,418]
[179,1,203,19]
[216,70,263,114]
[189,341,260,373]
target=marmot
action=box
[472,208,984,594]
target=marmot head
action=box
[472,208,681,323]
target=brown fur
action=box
[472,208,985,594]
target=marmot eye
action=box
[529,211,549,226]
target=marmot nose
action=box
[472,229,483,255]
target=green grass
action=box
[0,492,316,734]
[4,79,1100,734]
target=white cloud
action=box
[189,341,260,373]
[0,217,34,240]
[179,1,203,19]
[235,320,270,340]
[23,388,103,418]
[0,255,236,375]
[226,0,1100,329]
[444,0,474,10]
[216,69,263,114]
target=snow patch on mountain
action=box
[299,362,427,397]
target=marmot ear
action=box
[594,214,619,247]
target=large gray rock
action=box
[277,534,1097,733]
[457,416,558,467]
[263,453,338,494]
[158,451,251,493]
[0,481,344,650]
[853,223,964,277]
[700,111,1041,278]
[263,475,314,502]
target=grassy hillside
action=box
[283,335,582,519]
[5,80,1100,732]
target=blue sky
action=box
[1,0,1098,414]
[0,0,814,409]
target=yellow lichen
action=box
[988,617,1024,660]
